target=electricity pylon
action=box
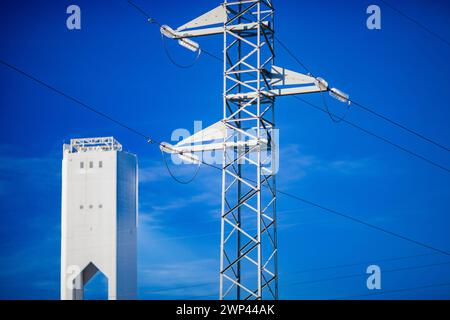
[160,0,349,300]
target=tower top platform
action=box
[64,137,122,153]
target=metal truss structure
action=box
[160,0,349,300]
[220,0,277,300]
[66,137,123,153]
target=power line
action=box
[289,261,450,287]
[293,96,450,174]
[3,5,450,275]
[3,55,449,274]
[277,189,450,257]
[62,257,450,299]
[351,99,450,152]
[127,0,222,62]
[379,0,450,48]
[276,35,450,153]
[286,252,437,276]
[130,3,450,168]
[127,0,154,21]
[0,59,152,142]
[275,37,311,74]
[126,252,444,297]
[0,57,224,189]
[0,58,224,173]
[147,260,450,299]
[334,281,450,300]
[3,1,448,300]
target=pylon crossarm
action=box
[160,3,270,42]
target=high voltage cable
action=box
[0,59,152,142]
[7,49,450,178]
[351,99,450,152]
[127,0,222,62]
[136,252,445,295]
[189,262,450,299]
[133,0,450,172]
[161,281,450,300]
[289,261,450,287]
[3,58,447,296]
[274,37,312,74]
[128,1,450,171]
[77,253,449,297]
[277,189,450,257]
[3,10,450,273]
[0,57,224,182]
[379,0,450,48]
[2,1,448,300]
[2,57,448,260]
[293,96,450,174]
[179,281,450,300]
[334,282,450,300]
[275,35,450,153]
[285,252,437,276]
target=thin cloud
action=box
[278,143,374,185]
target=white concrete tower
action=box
[60,137,138,300]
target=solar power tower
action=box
[160,0,348,300]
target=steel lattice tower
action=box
[160,0,345,300]
[220,0,277,300]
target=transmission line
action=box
[351,99,450,152]
[334,281,450,300]
[289,261,450,287]
[127,0,222,63]
[275,35,450,153]
[277,189,450,257]
[0,59,152,142]
[293,96,450,174]
[2,56,449,269]
[286,252,437,275]
[128,4,450,172]
[379,0,450,48]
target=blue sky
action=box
[0,0,450,299]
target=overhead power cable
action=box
[293,96,450,174]
[334,281,450,300]
[3,54,449,265]
[3,57,450,298]
[287,252,437,275]
[289,261,450,287]
[275,35,450,153]
[127,0,222,63]
[128,1,450,172]
[128,4,450,170]
[351,99,450,152]
[0,58,220,184]
[274,37,312,74]
[379,0,450,48]
[277,189,450,257]
[172,280,450,300]
[0,59,152,142]
[3,1,449,300]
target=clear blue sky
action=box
[0,0,449,299]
